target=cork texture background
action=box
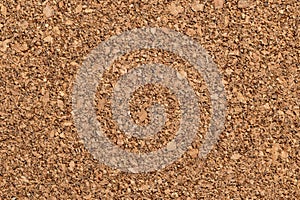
[0,0,299,199]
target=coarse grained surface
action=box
[0,0,299,199]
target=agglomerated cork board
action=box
[0,0,299,199]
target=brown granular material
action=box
[0,0,299,199]
[95,49,211,153]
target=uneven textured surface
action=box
[0,0,299,199]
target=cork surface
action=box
[1,0,299,199]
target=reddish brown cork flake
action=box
[0,0,299,199]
